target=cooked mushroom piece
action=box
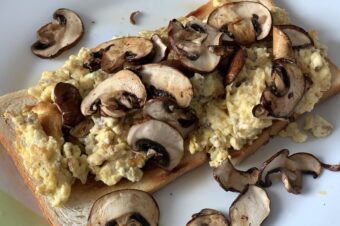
[213,158,260,192]
[69,117,94,138]
[272,26,294,61]
[54,82,84,128]
[81,70,147,117]
[168,19,223,73]
[229,185,270,226]
[187,209,229,226]
[87,189,159,226]
[277,25,314,49]
[143,98,197,138]
[224,47,245,85]
[31,8,84,58]
[252,59,306,120]
[127,119,184,171]
[207,2,272,45]
[139,63,193,107]
[151,34,168,62]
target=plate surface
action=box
[0,0,340,225]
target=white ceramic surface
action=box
[0,0,339,225]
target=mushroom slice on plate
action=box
[252,59,306,120]
[272,26,294,61]
[213,158,260,192]
[168,19,223,73]
[224,47,245,85]
[87,189,159,226]
[151,34,168,62]
[127,119,184,171]
[81,70,147,117]
[139,63,193,107]
[187,209,229,226]
[277,25,314,49]
[207,2,272,45]
[54,82,84,128]
[229,185,270,226]
[143,98,197,138]
[31,8,84,58]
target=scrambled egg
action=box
[304,114,333,138]
[279,122,308,143]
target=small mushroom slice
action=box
[54,82,84,128]
[225,47,245,85]
[229,185,270,226]
[207,2,272,45]
[214,158,260,192]
[100,37,154,73]
[127,119,184,171]
[87,189,159,226]
[151,34,168,63]
[280,169,303,194]
[143,98,197,138]
[168,19,223,73]
[272,26,294,61]
[187,210,229,226]
[252,59,306,120]
[277,25,314,49]
[81,70,147,117]
[69,117,94,138]
[31,8,84,58]
[139,63,193,107]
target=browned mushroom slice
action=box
[100,37,154,73]
[272,26,294,61]
[168,19,223,73]
[280,168,303,194]
[81,70,147,117]
[213,158,260,192]
[151,34,168,63]
[143,98,197,138]
[187,211,229,226]
[139,63,193,107]
[207,2,272,45]
[229,185,270,226]
[88,189,159,226]
[252,59,305,120]
[31,8,84,58]
[130,11,141,25]
[277,25,314,49]
[225,47,245,85]
[127,119,184,171]
[69,117,94,138]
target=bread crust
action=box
[0,1,340,226]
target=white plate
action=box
[0,0,340,225]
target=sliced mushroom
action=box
[130,11,141,25]
[127,119,184,171]
[168,19,223,73]
[31,8,84,58]
[69,117,94,138]
[229,185,270,226]
[280,168,303,194]
[207,2,272,45]
[213,158,260,192]
[54,82,84,128]
[151,34,168,62]
[225,47,245,85]
[101,37,154,73]
[87,189,159,226]
[81,70,147,117]
[272,26,294,61]
[277,25,314,49]
[252,59,306,120]
[139,63,193,107]
[187,209,229,226]
[143,98,197,138]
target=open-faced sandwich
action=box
[0,0,340,225]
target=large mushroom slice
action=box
[87,189,159,226]
[229,185,270,226]
[139,63,193,108]
[168,19,223,73]
[143,98,197,138]
[213,158,260,192]
[277,25,314,49]
[187,209,229,226]
[81,70,147,117]
[127,119,184,171]
[252,59,306,120]
[31,8,84,58]
[207,2,272,45]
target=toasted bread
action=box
[0,1,340,226]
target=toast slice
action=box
[1,1,340,226]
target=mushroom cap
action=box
[81,69,147,117]
[127,119,184,171]
[272,26,294,60]
[151,34,169,63]
[187,213,229,226]
[229,185,270,226]
[139,63,193,108]
[277,25,314,49]
[31,8,84,58]
[87,189,159,226]
[207,1,272,45]
[168,19,223,73]
[143,98,197,138]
